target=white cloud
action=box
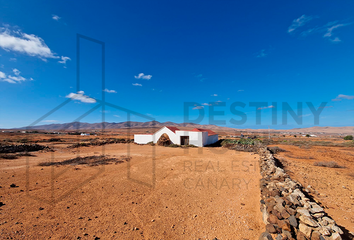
[42,120,58,123]
[9,57,16,62]
[65,91,96,103]
[58,56,71,65]
[132,83,142,86]
[52,15,61,21]
[334,94,354,100]
[257,49,267,58]
[323,22,352,42]
[202,103,212,106]
[114,115,120,118]
[238,90,244,92]
[258,105,275,110]
[288,15,315,33]
[13,68,20,76]
[192,106,204,110]
[329,37,341,43]
[300,21,352,42]
[0,26,59,60]
[0,71,6,79]
[103,88,116,93]
[134,73,152,80]
[0,68,30,83]
[211,94,218,97]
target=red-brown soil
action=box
[0,143,264,239]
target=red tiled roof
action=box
[165,126,180,133]
[191,128,217,136]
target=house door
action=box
[180,136,189,145]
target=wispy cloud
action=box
[202,103,212,106]
[9,57,16,62]
[192,105,204,110]
[288,15,315,33]
[258,105,275,110]
[58,56,71,67]
[195,73,207,82]
[52,15,61,21]
[103,88,116,93]
[238,90,244,92]
[134,73,152,80]
[13,68,20,76]
[0,71,5,79]
[211,94,218,97]
[42,120,58,123]
[332,94,354,101]
[114,115,120,118]
[132,83,142,87]
[66,91,96,103]
[0,68,31,83]
[300,20,352,42]
[256,49,267,58]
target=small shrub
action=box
[48,138,62,142]
[269,146,287,154]
[344,135,353,140]
[147,141,155,146]
[168,144,180,148]
[0,154,18,159]
[313,161,344,168]
[306,134,310,138]
[294,135,297,138]
[186,144,197,148]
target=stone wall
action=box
[258,147,343,240]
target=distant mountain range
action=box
[16,121,226,131]
[10,121,354,135]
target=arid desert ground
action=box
[0,129,353,239]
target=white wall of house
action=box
[134,134,153,144]
[206,134,218,145]
[175,131,204,146]
[133,126,219,147]
[153,127,179,144]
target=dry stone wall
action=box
[258,147,343,240]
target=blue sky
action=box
[0,0,353,129]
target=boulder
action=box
[268,214,279,224]
[278,220,291,232]
[288,215,298,228]
[299,215,319,227]
[259,232,274,240]
[266,224,277,234]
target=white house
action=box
[134,126,218,147]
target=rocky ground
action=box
[258,147,351,240]
[274,145,354,235]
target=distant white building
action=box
[134,126,218,147]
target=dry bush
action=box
[0,154,18,159]
[285,154,314,160]
[313,161,344,168]
[269,146,287,154]
[38,155,131,167]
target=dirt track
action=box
[0,144,264,239]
